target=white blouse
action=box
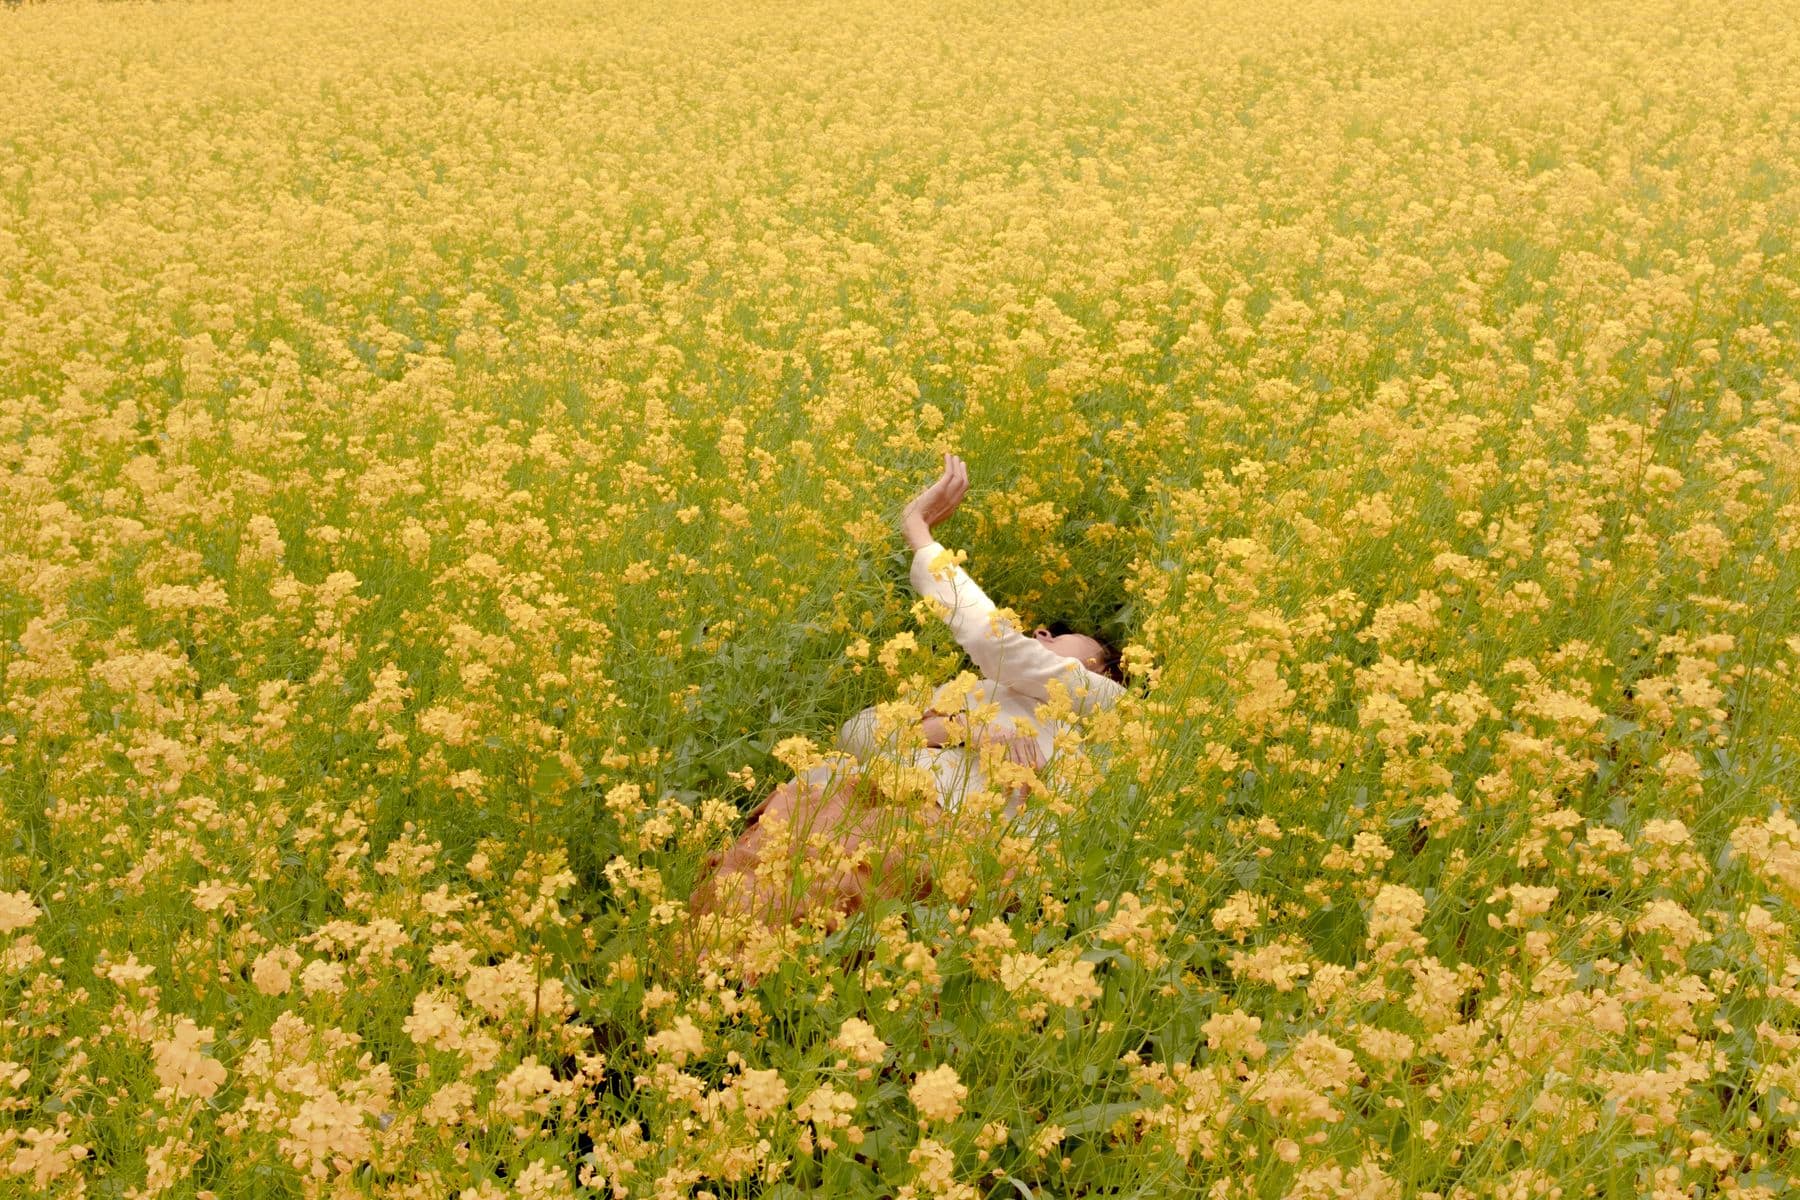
[815,540,1125,820]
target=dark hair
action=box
[1047,623,1125,684]
[1089,636,1124,684]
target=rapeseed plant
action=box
[1,0,1798,1196]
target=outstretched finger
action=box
[931,458,950,492]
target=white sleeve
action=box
[910,541,1125,716]
[837,705,880,761]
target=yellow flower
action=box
[299,959,346,997]
[908,1064,967,1124]
[3,1127,88,1190]
[832,1017,888,1065]
[0,892,40,935]
[878,631,919,675]
[151,1018,226,1100]
[902,1135,977,1200]
[1202,1009,1267,1060]
[645,1015,705,1065]
[250,947,300,997]
[1210,890,1263,943]
[736,1067,789,1122]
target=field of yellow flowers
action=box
[4,0,1799,1196]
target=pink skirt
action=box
[687,766,941,932]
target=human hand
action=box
[919,710,958,748]
[902,452,968,550]
[973,725,1045,770]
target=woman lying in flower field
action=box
[8,0,1800,1194]
[685,453,1126,951]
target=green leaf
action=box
[1058,1100,1142,1137]
[531,754,571,797]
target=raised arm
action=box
[901,453,1124,715]
[910,540,1122,713]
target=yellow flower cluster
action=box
[2,0,1799,1196]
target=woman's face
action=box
[1032,626,1106,672]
